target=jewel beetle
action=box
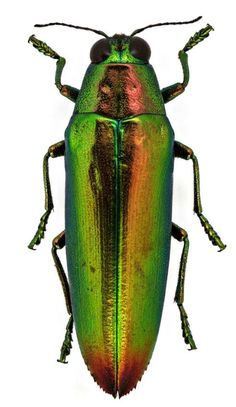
[28,16,226,397]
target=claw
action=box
[28,34,35,44]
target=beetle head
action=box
[90,34,151,65]
[33,17,202,65]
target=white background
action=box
[1,0,235,406]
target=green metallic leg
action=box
[51,231,73,363]
[55,57,79,102]
[161,24,213,103]
[174,141,226,251]
[28,140,65,249]
[172,223,197,350]
[28,35,79,102]
[161,50,189,103]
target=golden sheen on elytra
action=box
[65,54,174,396]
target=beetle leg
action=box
[28,140,65,250]
[174,141,226,251]
[55,57,79,102]
[172,223,197,350]
[28,35,79,102]
[162,25,214,103]
[57,315,73,364]
[161,50,189,103]
[51,231,73,363]
[51,231,72,315]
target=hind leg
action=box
[172,223,197,350]
[51,231,73,363]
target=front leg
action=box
[161,24,213,103]
[174,141,226,251]
[28,35,79,102]
[161,50,189,103]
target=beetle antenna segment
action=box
[131,16,202,36]
[34,22,109,38]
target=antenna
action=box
[131,16,202,36]
[34,22,109,38]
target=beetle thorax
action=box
[77,63,165,118]
[97,64,148,117]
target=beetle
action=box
[28,16,225,398]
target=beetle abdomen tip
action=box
[84,349,151,397]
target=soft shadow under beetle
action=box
[28,16,226,397]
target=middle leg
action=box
[174,140,226,251]
[28,140,65,250]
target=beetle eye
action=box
[129,36,151,61]
[90,38,111,63]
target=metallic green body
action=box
[28,23,225,399]
[65,59,174,396]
